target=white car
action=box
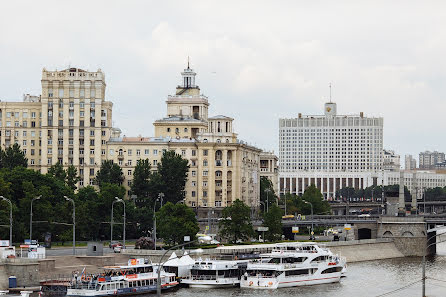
[113,245,122,253]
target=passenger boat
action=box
[240,243,345,289]
[181,259,248,288]
[66,258,178,297]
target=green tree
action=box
[131,159,152,199]
[219,199,254,243]
[301,184,331,215]
[260,176,277,212]
[65,165,80,191]
[95,160,124,188]
[156,202,199,246]
[147,172,164,202]
[0,143,28,169]
[157,150,189,204]
[262,204,283,242]
[47,163,67,182]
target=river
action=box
[164,243,446,297]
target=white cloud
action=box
[0,0,445,158]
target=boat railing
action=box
[188,275,219,281]
[70,282,99,290]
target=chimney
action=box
[360,112,364,118]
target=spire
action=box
[329,82,332,103]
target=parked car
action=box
[109,241,122,248]
[113,245,122,253]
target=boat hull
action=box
[241,274,341,289]
[67,282,178,297]
[181,279,239,288]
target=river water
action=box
[164,243,446,297]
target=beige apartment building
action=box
[1,68,113,187]
[108,65,265,210]
[2,65,277,210]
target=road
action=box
[45,247,114,256]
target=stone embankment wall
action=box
[324,239,404,262]
[122,238,405,263]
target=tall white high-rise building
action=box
[279,102,383,198]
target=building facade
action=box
[1,68,113,187]
[279,102,383,198]
[1,65,277,211]
[419,151,445,169]
[106,65,264,209]
[383,149,400,171]
[405,154,417,170]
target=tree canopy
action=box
[284,185,331,216]
[157,151,189,204]
[95,160,124,188]
[47,164,80,191]
[260,176,277,212]
[155,202,199,246]
[131,159,152,200]
[262,204,283,242]
[219,199,254,243]
[0,143,28,169]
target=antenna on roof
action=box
[187,56,190,69]
[329,83,332,103]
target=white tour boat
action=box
[66,258,178,297]
[240,243,345,289]
[181,259,248,288]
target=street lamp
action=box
[303,200,314,240]
[29,195,42,241]
[114,197,126,249]
[259,201,266,213]
[265,188,271,213]
[0,196,12,246]
[64,196,75,255]
[153,193,164,251]
[422,232,446,297]
[156,240,197,297]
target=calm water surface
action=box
[164,243,446,297]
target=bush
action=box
[135,237,155,249]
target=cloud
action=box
[0,0,445,158]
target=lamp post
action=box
[29,195,42,241]
[156,240,197,297]
[0,196,13,246]
[153,193,164,251]
[422,232,446,297]
[111,199,117,247]
[265,188,271,213]
[64,196,75,255]
[304,200,314,240]
[114,197,126,249]
[259,201,265,213]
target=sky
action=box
[0,1,445,160]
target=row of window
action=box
[0,111,39,118]
[48,88,97,98]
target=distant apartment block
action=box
[419,151,445,170]
[383,149,400,172]
[405,155,417,170]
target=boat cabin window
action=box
[311,256,329,263]
[268,257,306,264]
[321,267,343,274]
[217,269,239,277]
[285,269,309,276]
[247,270,281,277]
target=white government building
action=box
[279,102,446,199]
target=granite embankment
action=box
[122,238,405,263]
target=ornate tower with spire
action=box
[153,61,209,139]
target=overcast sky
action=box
[1,1,445,160]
